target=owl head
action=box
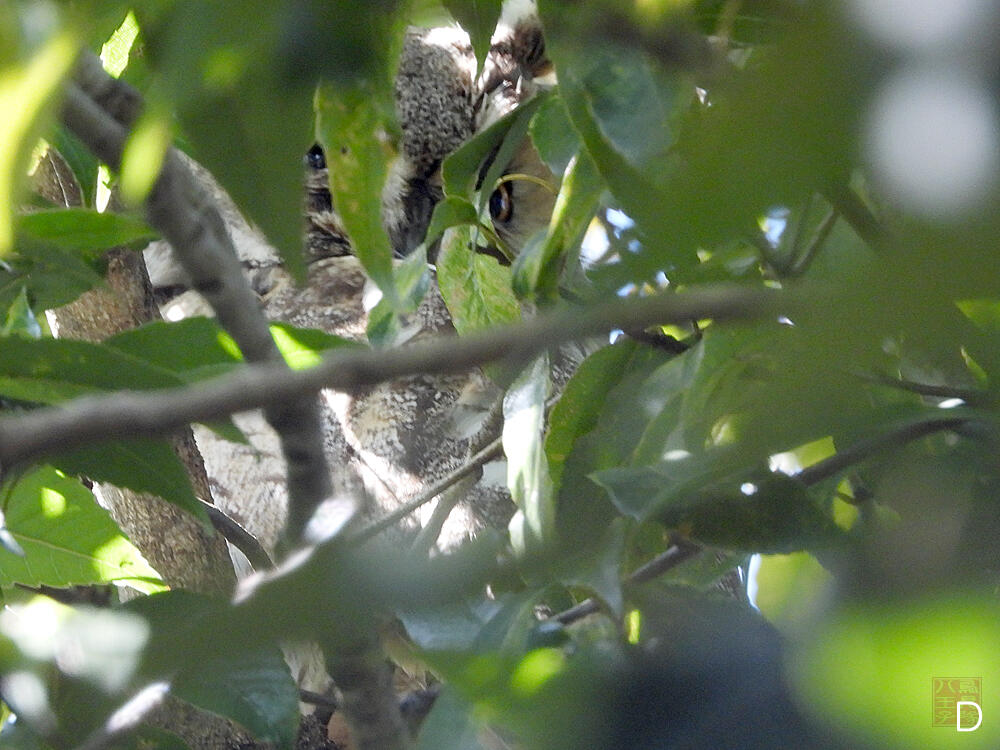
[381,0,557,261]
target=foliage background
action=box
[2,0,1000,748]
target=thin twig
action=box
[796,415,979,487]
[552,539,703,626]
[200,498,274,571]
[788,207,837,277]
[352,436,504,545]
[823,183,883,249]
[857,372,992,406]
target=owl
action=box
[309,0,558,263]
[146,0,560,560]
[137,0,564,701]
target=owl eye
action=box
[489,182,514,223]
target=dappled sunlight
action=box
[37,487,66,518]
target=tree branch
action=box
[857,372,992,406]
[0,284,786,471]
[200,498,274,571]
[552,538,703,625]
[795,415,980,487]
[62,58,332,548]
[823,183,884,249]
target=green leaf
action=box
[137,0,333,277]
[790,595,1000,750]
[442,93,547,201]
[529,93,581,177]
[172,649,299,748]
[0,31,78,255]
[425,195,480,248]
[367,246,432,347]
[105,317,243,380]
[553,518,627,617]
[2,286,42,338]
[2,239,105,312]
[316,82,394,295]
[17,209,156,259]
[437,225,520,335]
[0,465,164,592]
[593,464,844,552]
[127,591,299,748]
[504,354,555,555]
[415,688,489,750]
[554,45,688,267]
[269,320,362,369]
[441,0,502,71]
[545,340,638,491]
[53,439,210,529]
[511,150,602,300]
[753,552,834,631]
[0,335,184,398]
[50,126,100,208]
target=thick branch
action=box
[0,285,786,469]
[61,63,331,547]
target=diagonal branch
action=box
[0,284,786,471]
[61,57,331,549]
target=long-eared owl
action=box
[145,0,560,567]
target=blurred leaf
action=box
[0,335,183,400]
[504,354,554,555]
[100,10,140,78]
[443,94,547,200]
[316,82,395,295]
[172,649,298,747]
[53,438,210,528]
[545,340,637,491]
[690,0,795,44]
[2,287,42,338]
[753,552,833,630]
[0,465,163,592]
[126,591,299,747]
[104,317,243,380]
[17,209,156,259]
[442,0,502,71]
[50,127,100,208]
[270,320,362,369]
[400,597,507,653]
[554,43,694,272]
[790,594,1000,749]
[0,31,77,256]
[511,150,601,300]
[553,518,627,616]
[1,239,104,313]
[415,687,489,750]
[136,0,325,277]
[529,93,581,177]
[437,224,520,335]
[594,462,844,552]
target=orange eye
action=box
[489,182,513,223]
